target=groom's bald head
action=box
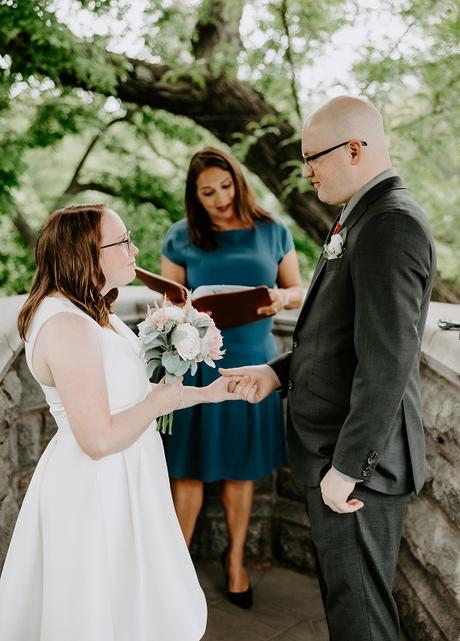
[302,96,392,205]
[308,96,386,145]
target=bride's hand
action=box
[204,375,256,403]
[149,377,184,415]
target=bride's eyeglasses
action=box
[100,230,133,251]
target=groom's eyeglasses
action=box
[100,230,133,251]
[302,140,367,168]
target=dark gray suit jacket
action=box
[270,176,436,494]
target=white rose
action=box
[327,234,343,257]
[164,306,186,323]
[172,323,202,360]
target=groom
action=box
[221,96,436,641]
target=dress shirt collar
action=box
[339,168,397,225]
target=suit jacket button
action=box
[288,380,295,391]
[293,339,299,348]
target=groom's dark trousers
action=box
[306,485,409,641]
[270,176,436,641]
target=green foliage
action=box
[0,0,458,297]
[351,0,460,285]
[240,0,351,119]
[0,0,126,92]
[0,217,35,295]
[142,0,198,65]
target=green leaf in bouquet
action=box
[143,330,161,346]
[164,320,176,334]
[175,358,192,376]
[144,336,165,350]
[165,370,178,384]
[162,350,181,373]
[193,317,211,329]
[144,349,162,364]
[197,326,207,338]
[200,342,208,359]
[190,360,198,376]
[146,358,161,379]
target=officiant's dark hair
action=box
[18,204,118,340]
[185,146,273,250]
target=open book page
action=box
[191,284,252,300]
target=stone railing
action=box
[0,288,459,641]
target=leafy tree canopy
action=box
[0,0,458,298]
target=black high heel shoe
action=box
[220,548,253,609]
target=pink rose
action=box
[203,323,225,365]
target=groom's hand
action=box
[219,364,280,403]
[320,468,364,513]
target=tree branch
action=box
[132,123,183,172]
[280,0,302,122]
[65,181,169,209]
[53,110,137,210]
[12,205,38,248]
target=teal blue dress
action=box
[162,218,293,481]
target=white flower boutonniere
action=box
[323,227,347,260]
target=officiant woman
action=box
[160,146,303,608]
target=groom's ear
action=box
[349,141,362,164]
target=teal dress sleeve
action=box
[162,220,188,267]
[275,221,294,262]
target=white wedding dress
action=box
[0,296,207,641]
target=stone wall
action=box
[0,289,459,640]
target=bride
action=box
[0,203,255,641]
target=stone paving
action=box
[196,559,409,641]
[196,558,329,641]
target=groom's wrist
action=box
[268,366,282,391]
[332,465,362,484]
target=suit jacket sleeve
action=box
[268,351,292,396]
[332,211,434,479]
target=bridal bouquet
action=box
[138,295,225,434]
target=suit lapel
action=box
[295,176,407,331]
[343,175,406,234]
[295,212,341,328]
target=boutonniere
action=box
[323,227,347,260]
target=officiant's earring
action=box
[220,547,253,609]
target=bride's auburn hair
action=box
[18,203,118,340]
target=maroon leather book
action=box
[135,268,187,304]
[135,267,272,329]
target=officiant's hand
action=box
[257,288,286,317]
[219,364,280,403]
[320,468,364,514]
